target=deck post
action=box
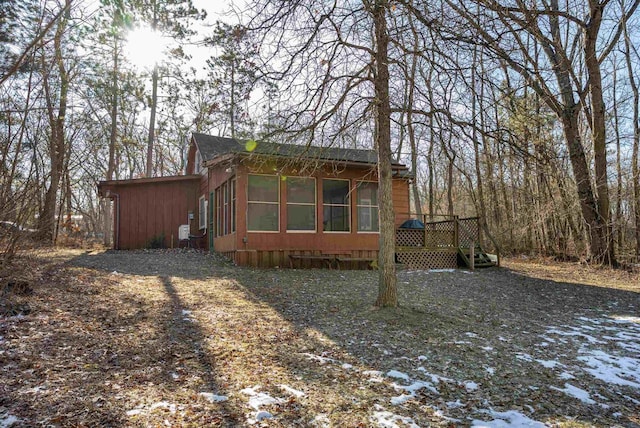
[453,215,459,248]
[423,217,428,248]
[470,241,475,271]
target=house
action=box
[98,133,413,268]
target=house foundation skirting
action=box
[395,248,458,270]
[227,249,379,269]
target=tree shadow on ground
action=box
[12,249,636,426]
[0,252,243,426]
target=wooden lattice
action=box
[458,218,480,248]
[396,250,457,269]
[396,229,424,247]
[424,221,455,248]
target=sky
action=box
[125,0,234,71]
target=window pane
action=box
[358,206,379,231]
[287,204,315,230]
[287,177,315,203]
[248,203,279,231]
[248,175,279,202]
[323,179,349,204]
[323,206,349,231]
[357,182,378,205]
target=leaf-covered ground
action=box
[0,249,638,427]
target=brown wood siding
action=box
[213,161,410,266]
[393,178,411,226]
[102,177,199,249]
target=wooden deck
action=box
[395,215,499,270]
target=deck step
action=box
[457,246,496,269]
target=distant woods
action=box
[0,0,639,266]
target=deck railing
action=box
[395,213,501,266]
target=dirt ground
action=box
[0,249,638,427]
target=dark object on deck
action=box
[399,219,425,229]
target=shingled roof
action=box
[191,133,408,170]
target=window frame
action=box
[286,176,317,233]
[230,178,236,233]
[356,181,379,233]
[215,187,222,236]
[223,181,229,235]
[322,178,351,233]
[247,173,280,233]
[198,195,207,230]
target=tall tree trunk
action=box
[372,0,397,308]
[145,2,159,178]
[612,60,624,253]
[584,0,615,265]
[104,28,119,246]
[38,0,71,243]
[146,65,158,177]
[472,46,488,233]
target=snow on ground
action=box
[550,383,596,405]
[542,315,640,399]
[199,392,228,403]
[471,410,546,428]
[240,386,282,423]
[371,404,420,428]
[123,312,639,427]
[0,410,19,428]
[126,401,178,416]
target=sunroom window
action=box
[357,181,379,232]
[287,177,316,231]
[322,179,350,232]
[247,174,279,231]
[198,195,207,230]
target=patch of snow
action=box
[545,327,606,345]
[279,384,305,397]
[170,372,179,380]
[551,383,595,404]
[126,408,144,416]
[199,392,228,403]
[536,359,561,369]
[485,367,496,375]
[341,363,353,370]
[609,315,640,324]
[464,381,479,391]
[447,399,464,409]
[481,346,494,351]
[416,368,454,384]
[386,370,410,381]
[471,409,546,427]
[247,392,279,410]
[0,411,20,428]
[371,404,420,428]
[241,386,282,424]
[255,410,273,421]
[465,332,479,338]
[390,394,413,405]
[428,269,456,273]
[558,371,575,380]
[516,353,533,362]
[313,413,330,427]
[577,349,640,389]
[149,401,177,413]
[417,355,428,361]
[390,379,439,405]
